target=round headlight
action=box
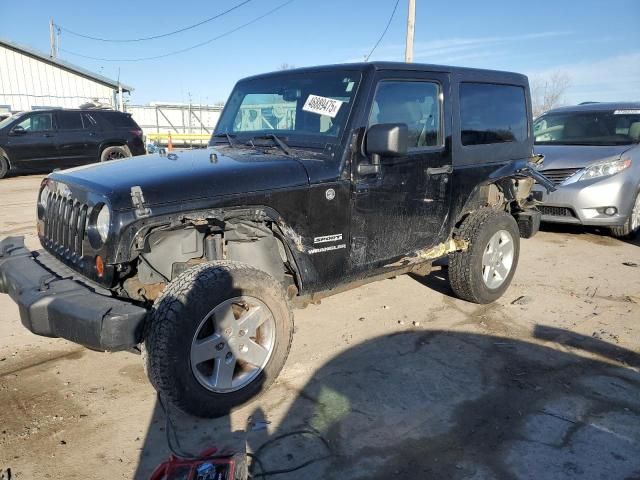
[39,185,50,209]
[96,205,111,242]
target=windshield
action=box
[534,109,640,146]
[0,112,23,130]
[213,70,362,147]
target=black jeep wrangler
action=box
[0,63,553,417]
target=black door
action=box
[349,72,453,272]
[5,112,57,169]
[55,111,98,167]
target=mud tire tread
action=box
[143,261,293,418]
[449,209,520,304]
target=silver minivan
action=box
[533,102,640,238]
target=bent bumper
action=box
[0,236,147,351]
[532,173,637,227]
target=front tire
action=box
[143,261,293,418]
[449,209,520,304]
[610,190,640,239]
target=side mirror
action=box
[359,123,408,175]
[10,125,26,135]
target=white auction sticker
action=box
[614,109,640,115]
[303,94,344,118]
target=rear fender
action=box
[455,156,556,226]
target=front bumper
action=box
[0,236,147,351]
[532,172,637,227]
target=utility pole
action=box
[405,0,416,63]
[49,18,57,58]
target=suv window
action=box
[94,111,137,128]
[57,111,84,130]
[16,113,53,132]
[369,81,442,149]
[460,83,527,146]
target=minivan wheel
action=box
[610,190,640,239]
[449,209,520,304]
[143,261,293,418]
[100,145,130,162]
[0,154,9,179]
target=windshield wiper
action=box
[211,132,237,147]
[249,134,291,155]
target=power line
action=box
[364,0,401,62]
[60,0,295,62]
[56,0,254,43]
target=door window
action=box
[16,113,53,132]
[57,111,84,130]
[368,81,442,149]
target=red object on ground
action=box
[149,447,241,480]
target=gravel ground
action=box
[0,174,638,480]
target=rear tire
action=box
[610,190,640,239]
[143,261,293,418]
[100,145,130,162]
[0,153,9,179]
[449,209,520,304]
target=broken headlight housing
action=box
[580,158,631,181]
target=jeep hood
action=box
[50,148,310,210]
[534,144,632,170]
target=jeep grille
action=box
[42,192,89,261]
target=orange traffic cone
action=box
[167,132,173,151]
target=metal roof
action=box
[0,37,133,92]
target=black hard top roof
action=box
[241,61,529,84]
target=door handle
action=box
[426,165,453,175]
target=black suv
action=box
[0,63,553,417]
[0,109,145,178]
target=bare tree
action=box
[531,72,571,117]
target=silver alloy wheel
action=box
[482,230,515,289]
[106,150,126,160]
[190,296,276,393]
[631,192,640,232]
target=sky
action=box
[1,0,639,106]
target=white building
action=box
[0,38,132,116]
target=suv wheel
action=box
[143,261,293,418]
[610,190,640,239]
[0,153,9,179]
[449,209,520,304]
[100,146,130,162]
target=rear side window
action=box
[460,83,527,146]
[95,111,138,128]
[57,111,84,130]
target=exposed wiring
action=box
[364,0,401,62]
[158,393,202,460]
[158,393,332,478]
[55,0,254,43]
[247,429,332,479]
[59,0,295,62]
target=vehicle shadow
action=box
[133,325,640,479]
[408,266,457,299]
